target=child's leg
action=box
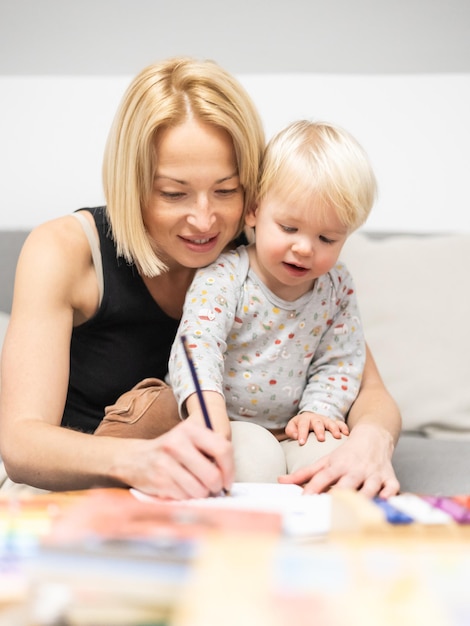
[281,432,347,474]
[230,422,287,482]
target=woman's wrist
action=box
[349,421,396,457]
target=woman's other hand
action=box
[278,422,399,498]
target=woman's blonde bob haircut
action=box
[258,120,377,232]
[103,57,265,276]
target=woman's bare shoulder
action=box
[14,214,99,319]
[18,214,96,272]
[25,214,89,246]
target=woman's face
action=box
[143,118,244,270]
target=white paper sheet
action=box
[131,483,331,538]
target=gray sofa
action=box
[1,229,469,496]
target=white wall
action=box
[1,73,469,232]
[1,0,469,232]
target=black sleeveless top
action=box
[62,207,180,433]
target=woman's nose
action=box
[186,196,216,231]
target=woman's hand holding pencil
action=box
[181,336,232,496]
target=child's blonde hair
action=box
[103,57,265,276]
[257,120,377,231]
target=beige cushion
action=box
[340,233,470,439]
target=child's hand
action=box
[285,411,349,445]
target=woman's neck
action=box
[141,267,196,319]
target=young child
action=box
[168,120,377,479]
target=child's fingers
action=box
[325,419,349,439]
[310,420,326,443]
[296,418,314,445]
[284,419,298,440]
[333,419,349,436]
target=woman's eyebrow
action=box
[216,172,239,184]
[154,174,187,184]
[154,172,240,185]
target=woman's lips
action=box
[180,234,219,253]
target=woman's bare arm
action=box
[347,344,401,441]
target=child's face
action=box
[245,191,349,301]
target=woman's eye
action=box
[161,191,185,200]
[216,188,239,196]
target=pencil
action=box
[180,335,230,496]
[180,335,213,430]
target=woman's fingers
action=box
[140,420,234,499]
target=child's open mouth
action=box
[283,262,310,277]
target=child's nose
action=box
[291,237,313,256]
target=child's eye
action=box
[319,235,335,244]
[280,224,297,233]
